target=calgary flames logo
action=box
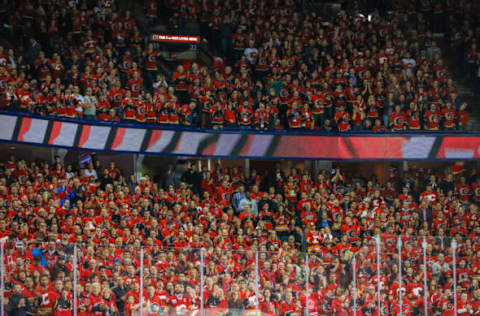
[380,306,390,315]
[175,304,188,315]
[137,106,146,115]
[346,230,357,239]
[394,116,404,125]
[445,111,454,120]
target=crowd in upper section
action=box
[0,154,480,315]
[0,0,472,132]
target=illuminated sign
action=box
[151,34,200,43]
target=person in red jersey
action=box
[144,284,166,316]
[279,290,296,315]
[471,288,480,315]
[456,292,473,316]
[170,283,192,316]
[126,72,143,98]
[53,290,73,316]
[406,102,421,130]
[331,292,349,316]
[124,294,141,316]
[334,105,351,132]
[259,289,278,316]
[205,285,228,316]
[35,275,60,316]
[109,80,126,109]
[122,91,138,121]
[96,94,111,121]
[420,185,437,204]
[424,103,441,131]
[456,176,471,203]
[100,288,118,316]
[472,177,480,203]
[389,105,407,131]
[88,283,107,316]
[441,101,457,130]
[372,118,387,132]
[171,65,190,103]
[216,180,233,206]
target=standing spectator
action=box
[6,283,27,316]
[83,88,97,120]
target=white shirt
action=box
[84,168,98,181]
[244,48,258,64]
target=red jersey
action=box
[441,108,456,128]
[169,294,192,316]
[216,186,232,205]
[172,72,188,91]
[88,294,106,316]
[53,295,73,316]
[127,79,143,97]
[390,112,407,130]
[144,50,158,71]
[279,300,296,315]
[35,289,60,316]
[424,110,441,130]
[472,182,480,202]
[456,184,471,202]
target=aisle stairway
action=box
[440,39,480,131]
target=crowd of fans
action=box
[0,153,478,315]
[0,0,471,132]
[161,0,470,132]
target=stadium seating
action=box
[0,0,472,131]
[0,0,478,314]
[0,155,478,314]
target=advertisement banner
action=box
[0,113,479,160]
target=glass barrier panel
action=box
[374,234,395,316]
[433,236,457,315]
[74,242,136,315]
[151,247,202,316]
[258,249,304,316]
[202,247,252,316]
[0,235,470,315]
[351,242,377,315]
[1,241,76,315]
